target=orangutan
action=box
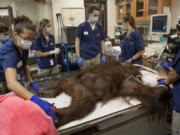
[40,61,170,127]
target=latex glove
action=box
[158,79,167,85]
[115,56,120,61]
[29,82,40,96]
[125,58,132,64]
[77,56,83,66]
[31,95,58,123]
[160,61,171,72]
[50,48,60,55]
[157,79,168,89]
[101,55,107,63]
[127,58,132,63]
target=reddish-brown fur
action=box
[40,61,170,127]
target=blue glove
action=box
[101,55,107,63]
[29,82,40,96]
[77,56,83,66]
[127,58,132,63]
[126,58,132,63]
[157,79,167,86]
[31,95,58,123]
[160,61,171,72]
[157,79,168,89]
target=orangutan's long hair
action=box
[40,61,170,127]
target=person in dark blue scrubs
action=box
[0,16,57,122]
[0,22,10,46]
[158,24,180,135]
[119,15,145,65]
[75,6,106,69]
[35,19,60,76]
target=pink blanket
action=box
[0,94,60,135]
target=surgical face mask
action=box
[121,25,127,32]
[18,39,32,50]
[89,16,99,24]
[120,25,126,35]
[45,27,53,34]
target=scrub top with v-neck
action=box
[76,22,105,60]
[35,33,56,69]
[0,38,28,81]
[0,35,10,46]
[120,31,144,65]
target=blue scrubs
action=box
[35,33,57,69]
[0,38,28,81]
[76,22,105,59]
[171,50,180,113]
[0,35,10,46]
[120,31,144,65]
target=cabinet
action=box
[131,0,146,22]
[145,0,171,20]
[116,0,171,23]
[116,0,132,24]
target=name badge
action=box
[50,59,54,66]
[50,42,54,46]
[84,31,89,35]
[17,61,23,68]
[17,74,21,80]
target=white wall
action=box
[16,2,53,26]
[0,0,53,28]
[0,0,16,17]
[15,2,38,23]
[171,0,180,28]
[52,0,117,43]
[1,0,116,41]
[36,2,53,23]
[52,0,85,43]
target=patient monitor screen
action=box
[152,15,168,33]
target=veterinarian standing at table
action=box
[35,19,60,76]
[0,16,57,122]
[158,23,180,135]
[119,15,144,65]
[75,6,106,69]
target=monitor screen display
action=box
[152,15,168,33]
